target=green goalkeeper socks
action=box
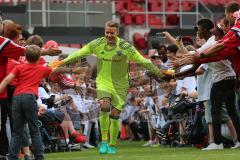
[99,111,110,141]
[109,118,120,146]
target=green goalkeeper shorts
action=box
[97,85,127,111]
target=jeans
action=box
[0,99,9,156]
[8,94,44,160]
[211,79,240,144]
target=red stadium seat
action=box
[207,0,218,6]
[181,1,191,11]
[167,14,179,26]
[123,15,133,25]
[148,0,158,4]
[148,15,163,26]
[132,0,145,3]
[115,1,124,13]
[134,15,145,25]
[170,2,179,12]
[201,0,208,5]
[187,1,195,10]
[217,0,225,5]
[150,3,162,12]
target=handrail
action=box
[199,0,214,20]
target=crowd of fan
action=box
[120,1,240,150]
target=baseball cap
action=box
[44,40,59,49]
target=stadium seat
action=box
[169,2,179,12]
[122,15,133,25]
[181,1,191,11]
[134,15,145,25]
[148,0,158,4]
[148,15,163,27]
[115,1,124,13]
[188,1,195,10]
[166,14,179,26]
[207,0,218,6]
[200,0,208,5]
[150,3,162,12]
[132,0,145,3]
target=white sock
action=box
[66,138,70,144]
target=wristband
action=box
[200,53,207,59]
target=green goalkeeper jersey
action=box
[63,37,163,90]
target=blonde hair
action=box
[105,20,120,30]
[25,45,41,62]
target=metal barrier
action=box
[126,0,213,28]
[27,0,108,28]
[26,0,213,29]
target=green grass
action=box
[45,141,240,160]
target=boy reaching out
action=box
[0,45,60,160]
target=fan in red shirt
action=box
[11,63,52,97]
[182,3,240,74]
[0,36,25,99]
[0,45,62,160]
[0,19,61,99]
[196,19,240,74]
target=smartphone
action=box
[156,32,166,38]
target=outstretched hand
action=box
[147,69,174,82]
[168,59,180,68]
[49,60,65,69]
[41,48,62,56]
[182,52,201,63]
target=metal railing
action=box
[27,0,106,29]
[125,0,213,29]
[26,0,214,29]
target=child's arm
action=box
[0,73,15,94]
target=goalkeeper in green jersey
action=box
[51,21,171,154]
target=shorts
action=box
[204,100,230,124]
[97,85,127,111]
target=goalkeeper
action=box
[51,21,172,154]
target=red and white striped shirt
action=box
[0,36,25,99]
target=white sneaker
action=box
[142,141,154,147]
[68,143,80,149]
[231,141,240,149]
[83,142,95,149]
[202,143,224,151]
